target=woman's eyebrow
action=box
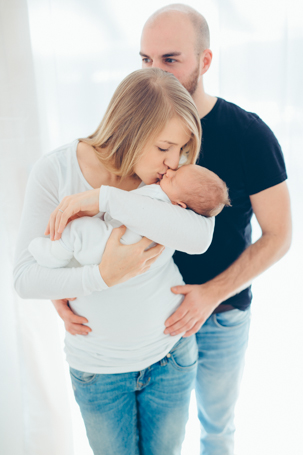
[158,140,177,145]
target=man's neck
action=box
[192,84,217,119]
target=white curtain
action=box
[1,1,302,454]
[1,1,74,454]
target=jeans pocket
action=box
[213,308,251,330]
[169,336,198,371]
[70,367,97,384]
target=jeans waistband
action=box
[212,304,235,314]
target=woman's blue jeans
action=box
[70,335,198,455]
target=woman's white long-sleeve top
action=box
[13,140,214,373]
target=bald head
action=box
[145,4,210,54]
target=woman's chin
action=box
[145,177,159,185]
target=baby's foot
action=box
[28,237,72,268]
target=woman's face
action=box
[133,117,191,185]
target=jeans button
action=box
[167,353,171,358]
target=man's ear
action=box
[200,49,213,76]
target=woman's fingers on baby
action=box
[112,225,127,239]
[138,236,157,250]
[58,204,77,233]
[48,205,66,240]
[144,242,165,257]
[54,210,64,240]
[44,220,50,236]
[49,212,56,241]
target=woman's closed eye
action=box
[158,147,169,152]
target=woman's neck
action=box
[77,141,141,191]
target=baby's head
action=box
[160,164,231,217]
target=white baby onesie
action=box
[28,184,170,268]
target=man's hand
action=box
[52,298,92,335]
[99,226,165,287]
[164,283,220,337]
[165,182,292,339]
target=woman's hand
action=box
[52,298,92,335]
[99,226,165,287]
[45,188,100,241]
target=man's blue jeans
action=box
[70,335,197,455]
[196,308,251,455]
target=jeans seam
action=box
[70,368,97,384]
[169,357,198,371]
[212,311,251,330]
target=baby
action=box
[29,164,230,268]
[159,164,230,217]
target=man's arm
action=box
[164,181,292,337]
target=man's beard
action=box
[182,62,200,96]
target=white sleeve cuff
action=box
[82,264,109,294]
[99,186,110,213]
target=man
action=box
[54,4,292,454]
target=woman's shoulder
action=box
[30,140,78,181]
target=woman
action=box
[14,68,214,455]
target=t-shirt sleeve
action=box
[241,116,287,195]
[13,156,108,300]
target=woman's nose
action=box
[164,149,180,170]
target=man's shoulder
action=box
[209,98,274,139]
[215,98,261,126]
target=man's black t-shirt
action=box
[173,98,287,311]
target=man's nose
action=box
[151,60,165,71]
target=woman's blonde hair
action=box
[80,68,202,178]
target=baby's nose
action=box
[166,169,176,178]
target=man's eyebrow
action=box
[162,52,182,58]
[139,51,182,58]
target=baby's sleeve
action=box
[98,185,214,255]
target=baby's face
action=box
[160,165,190,205]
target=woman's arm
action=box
[13,157,107,300]
[98,186,215,255]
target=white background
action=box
[1,0,302,454]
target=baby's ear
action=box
[173,201,187,209]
